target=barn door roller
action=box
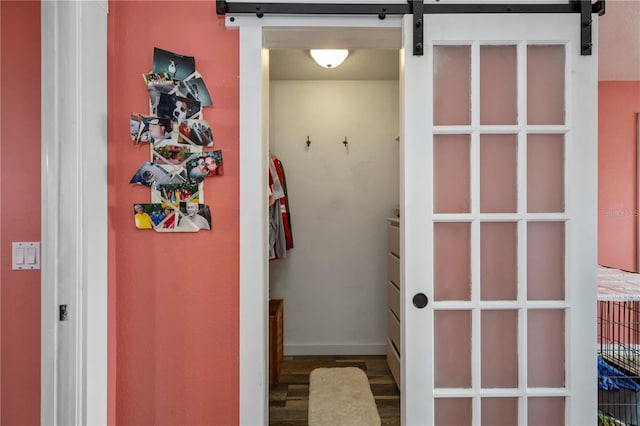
[216,0,605,56]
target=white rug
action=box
[308,367,381,426]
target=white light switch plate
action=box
[12,242,40,270]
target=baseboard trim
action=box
[285,344,386,356]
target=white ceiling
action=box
[269,1,639,81]
[267,27,401,80]
[270,49,399,80]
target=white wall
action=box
[269,80,399,355]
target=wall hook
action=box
[306,136,311,148]
[342,137,349,153]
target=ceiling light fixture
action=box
[309,49,349,69]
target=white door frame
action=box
[229,14,403,426]
[41,1,108,424]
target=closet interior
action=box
[267,46,402,389]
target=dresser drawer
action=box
[386,338,401,388]
[388,280,400,319]
[387,253,400,287]
[388,309,400,352]
[388,223,400,256]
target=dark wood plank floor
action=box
[269,355,400,426]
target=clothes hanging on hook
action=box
[269,154,293,260]
[275,157,293,251]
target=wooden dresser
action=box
[269,299,283,386]
[386,218,401,388]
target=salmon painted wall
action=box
[598,81,640,272]
[0,1,41,424]
[108,2,239,424]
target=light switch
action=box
[15,248,25,265]
[12,242,40,270]
[26,247,36,264]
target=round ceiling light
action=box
[309,49,349,69]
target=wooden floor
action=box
[269,355,400,426]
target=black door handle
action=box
[413,293,429,309]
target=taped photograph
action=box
[143,72,176,114]
[177,201,212,230]
[152,47,196,81]
[178,119,213,147]
[130,113,144,142]
[155,205,177,230]
[180,73,212,107]
[186,150,224,183]
[130,161,188,189]
[152,140,195,165]
[133,203,163,230]
[157,182,201,206]
[139,116,173,143]
[157,93,201,123]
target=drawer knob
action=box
[413,293,429,309]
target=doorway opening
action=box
[266,44,401,424]
[223,21,407,425]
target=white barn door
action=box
[401,13,597,425]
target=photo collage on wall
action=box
[130,48,222,232]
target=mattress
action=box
[598,265,640,301]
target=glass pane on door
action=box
[480,45,517,125]
[528,310,565,387]
[527,45,565,125]
[527,222,565,301]
[480,222,517,300]
[434,46,471,125]
[528,397,565,425]
[435,398,472,426]
[481,310,518,388]
[480,134,517,213]
[481,398,518,425]
[527,134,565,212]
[434,134,471,213]
[434,310,471,388]
[435,222,471,301]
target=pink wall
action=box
[598,81,640,272]
[0,1,41,424]
[108,2,239,424]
